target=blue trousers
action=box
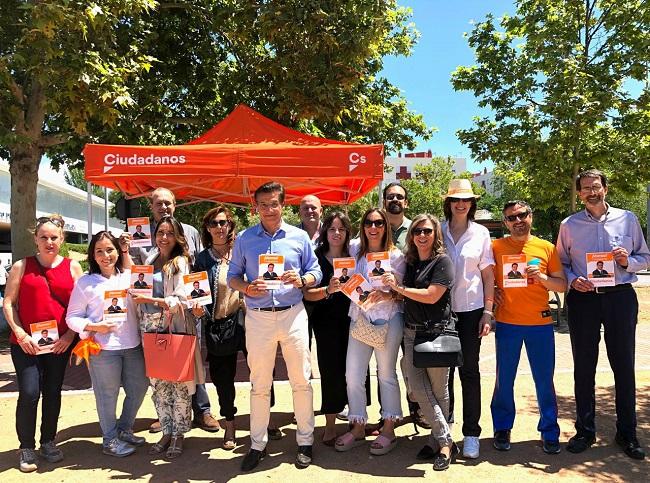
[491,322,560,441]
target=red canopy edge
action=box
[83,104,384,205]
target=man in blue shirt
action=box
[228,182,322,471]
[557,169,650,460]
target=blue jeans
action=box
[346,312,404,423]
[491,322,560,441]
[192,316,211,418]
[11,344,70,449]
[88,345,149,445]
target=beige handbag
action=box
[350,312,388,350]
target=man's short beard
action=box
[387,202,403,214]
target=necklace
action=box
[210,245,230,261]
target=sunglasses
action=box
[207,219,230,228]
[385,193,405,201]
[363,219,386,228]
[413,227,433,236]
[504,211,530,222]
[36,216,63,228]
[448,197,471,203]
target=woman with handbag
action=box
[385,213,457,471]
[303,212,353,446]
[66,231,149,458]
[3,214,83,472]
[335,208,405,456]
[441,179,495,459]
[132,215,205,459]
[194,205,244,450]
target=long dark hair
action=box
[357,208,394,260]
[87,231,125,275]
[315,211,352,258]
[154,215,189,275]
[200,205,236,249]
[405,214,445,264]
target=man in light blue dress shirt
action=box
[227,182,321,471]
[556,169,650,460]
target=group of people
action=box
[3,169,648,475]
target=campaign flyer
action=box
[127,217,151,248]
[259,254,285,288]
[183,271,212,306]
[103,289,128,323]
[130,265,154,296]
[333,257,355,283]
[586,252,615,287]
[502,254,527,288]
[341,273,374,308]
[366,251,391,288]
[29,320,59,354]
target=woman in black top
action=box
[384,213,456,471]
[303,212,352,445]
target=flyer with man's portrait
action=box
[366,252,391,288]
[258,254,285,288]
[341,273,374,308]
[333,257,355,284]
[502,254,527,288]
[127,217,152,248]
[29,320,59,355]
[586,252,615,287]
[183,271,212,306]
[104,289,128,323]
[130,265,154,296]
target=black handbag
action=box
[205,310,245,357]
[412,315,463,368]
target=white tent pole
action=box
[104,187,109,230]
[87,182,93,241]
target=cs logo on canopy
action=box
[348,152,366,172]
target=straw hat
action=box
[443,178,480,199]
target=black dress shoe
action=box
[433,443,459,471]
[566,433,596,454]
[267,427,283,440]
[416,445,438,460]
[296,445,313,468]
[493,430,511,451]
[542,439,561,455]
[241,448,266,471]
[615,434,646,460]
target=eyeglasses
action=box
[385,193,405,201]
[579,184,604,193]
[363,219,385,228]
[327,227,347,234]
[207,219,229,228]
[36,216,63,228]
[156,230,176,238]
[504,211,530,222]
[413,228,433,236]
[448,197,470,203]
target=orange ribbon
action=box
[71,337,102,366]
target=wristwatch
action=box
[300,276,307,287]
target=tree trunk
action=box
[9,146,42,262]
[570,163,579,212]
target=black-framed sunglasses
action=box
[363,219,386,228]
[385,193,405,201]
[36,216,63,228]
[207,219,230,228]
[504,211,530,222]
[448,197,471,203]
[413,227,433,236]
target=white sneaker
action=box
[336,405,349,421]
[463,436,480,459]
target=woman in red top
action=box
[2,215,83,473]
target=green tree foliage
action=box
[64,167,105,197]
[2,1,433,261]
[451,0,650,220]
[401,157,461,220]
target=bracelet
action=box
[483,309,494,316]
[324,286,331,299]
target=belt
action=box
[594,283,633,294]
[405,322,427,331]
[252,305,294,312]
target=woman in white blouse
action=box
[67,231,149,458]
[441,179,495,460]
[335,208,406,456]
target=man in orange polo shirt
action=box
[492,201,567,455]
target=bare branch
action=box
[38,133,70,148]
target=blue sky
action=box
[382,0,515,172]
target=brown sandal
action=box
[222,421,236,450]
[166,435,184,459]
[149,435,171,455]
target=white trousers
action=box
[245,302,314,450]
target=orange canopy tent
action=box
[83,104,384,205]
